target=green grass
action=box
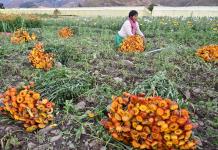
[0,16,217,149]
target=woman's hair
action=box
[129,10,138,17]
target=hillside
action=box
[0,0,218,8]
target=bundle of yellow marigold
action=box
[58,27,73,38]
[10,28,37,44]
[196,45,218,62]
[28,42,54,71]
[119,35,145,52]
[0,82,55,132]
[101,92,197,150]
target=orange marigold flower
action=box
[46,102,53,108]
[185,131,192,140]
[58,27,73,38]
[156,108,164,116]
[170,115,178,122]
[196,45,218,62]
[158,100,168,108]
[148,103,157,111]
[114,113,122,121]
[181,109,189,117]
[152,126,160,133]
[169,123,179,131]
[136,115,143,122]
[184,124,193,131]
[177,117,187,125]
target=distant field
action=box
[1,6,218,17]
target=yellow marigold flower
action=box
[132,122,138,129]
[35,117,44,124]
[151,141,158,148]
[171,134,178,141]
[170,103,179,110]
[187,141,196,148]
[88,112,95,118]
[161,123,168,132]
[136,125,143,131]
[42,99,49,104]
[179,134,185,140]
[46,107,54,114]
[140,144,150,149]
[26,125,38,132]
[175,129,183,135]
[37,104,45,110]
[164,134,171,141]
[32,93,40,100]
[179,140,185,146]
[139,105,148,112]
[132,140,141,148]
[16,96,24,103]
[157,120,165,126]
[144,126,151,134]
[47,114,54,121]
[133,107,140,115]
[166,141,173,147]
[162,109,170,120]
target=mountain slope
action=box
[0,0,217,8]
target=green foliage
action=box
[0,16,42,32]
[132,71,180,99]
[34,68,94,106]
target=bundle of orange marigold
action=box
[119,35,145,52]
[196,45,218,62]
[10,28,37,44]
[101,92,198,150]
[28,42,54,71]
[58,27,73,38]
[0,82,55,132]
